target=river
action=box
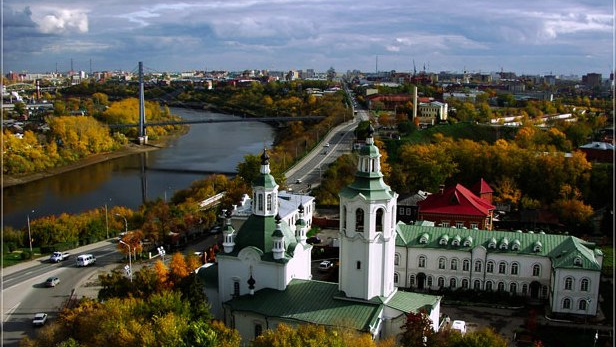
[2,108,274,229]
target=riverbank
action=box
[2,138,172,188]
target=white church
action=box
[198,127,442,342]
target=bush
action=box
[20,251,33,260]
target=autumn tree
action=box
[400,310,434,347]
[251,323,390,347]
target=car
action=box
[32,313,48,326]
[323,143,330,147]
[209,226,222,234]
[45,276,60,287]
[295,178,302,184]
[319,260,333,271]
[76,254,96,267]
[306,236,321,245]
[451,320,466,334]
[49,251,70,263]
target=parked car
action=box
[451,320,466,334]
[306,236,321,245]
[45,276,60,287]
[32,313,48,326]
[323,142,330,147]
[318,260,333,271]
[209,226,222,234]
[76,254,96,267]
[49,251,70,263]
[295,178,302,184]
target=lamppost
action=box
[119,240,132,282]
[115,213,128,235]
[104,203,109,239]
[26,210,34,253]
[158,246,166,262]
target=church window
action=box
[427,276,433,287]
[266,194,272,211]
[497,282,505,292]
[438,257,446,269]
[233,281,240,297]
[409,274,415,286]
[578,299,587,311]
[563,298,571,309]
[498,261,507,274]
[510,282,517,294]
[257,194,263,211]
[574,257,583,266]
[511,262,519,275]
[355,208,364,232]
[254,324,263,338]
[450,258,458,270]
[376,208,384,232]
[473,280,481,290]
[437,277,445,288]
[474,260,482,272]
[462,278,469,289]
[522,284,528,295]
[462,259,470,271]
[394,253,400,266]
[450,278,457,288]
[486,261,494,273]
[485,281,493,291]
[532,264,541,276]
[394,273,399,284]
[418,255,426,268]
[581,278,589,292]
[356,261,361,270]
[342,206,347,229]
[565,277,573,290]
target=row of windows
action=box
[439,221,479,229]
[254,192,276,213]
[402,254,543,277]
[562,298,590,311]
[564,277,590,292]
[341,207,394,232]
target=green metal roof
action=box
[385,291,442,314]
[196,264,218,288]
[224,279,382,332]
[395,224,601,271]
[230,214,298,262]
[252,173,277,189]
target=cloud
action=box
[37,9,89,34]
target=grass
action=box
[2,248,42,267]
[599,245,613,277]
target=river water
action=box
[2,108,274,229]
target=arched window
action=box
[266,194,272,211]
[394,253,400,266]
[498,261,507,274]
[511,262,519,275]
[532,264,541,276]
[485,281,493,291]
[578,299,588,311]
[438,257,446,269]
[257,194,263,211]
[498,282,505,292]
[233,281,240,297]
[474,260,482,273]
[564,277,573,290]
[427,276,433,287]
[437,277,445,288]
[574,257,583,266]
[376,208,384,232]
[463,236,473,247]
[254,324,263,338]
[409,274,415,287]
[580,278,589,292]
[510,282,517,294]
[418,255,426,268]
[450,278,457,288]
[488,238,497,249]
[522,284,528,295]
[342,206,347,229]
[473,280,481,290]
[511,239,521,251]
[462,278,469,289]
[563,298,571,309]
[462,259,470,271]
[355,208,364,231]
[486,261,494,273]
[394,273,399,284]
[419,233,430,244]
[450,258,458,270]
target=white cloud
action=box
[36,9,89,34]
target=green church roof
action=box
[230,214,298,262]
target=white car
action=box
[32,313,48,326]
[451,320,466,334]
[318,260,334,271]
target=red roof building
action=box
[417,183,495,230]
[471,178,494,204]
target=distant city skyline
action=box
[3,0,613,76]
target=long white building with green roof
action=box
[394,224,604,316]
[198,129,442,343]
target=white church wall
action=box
[551,268,600,316]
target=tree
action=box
[400,311,434,347]
[251,323,383,347]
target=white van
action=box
[76,254,96,267]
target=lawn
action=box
[2,248,42,267]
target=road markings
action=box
[3,302,21,322]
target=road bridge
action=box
[106,116,324,128]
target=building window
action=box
[450,258,458,270]
[409,274,415,287]
[511,262,519,275]
[532,264,541,277]
[510,282,517,294]
[462,279,469,289]
[581,279,589,292]
[470,223,478,229]
[438,257,446,270]
[463,236,473,247]
[427,276,433,287]
[473,280,481,290]
[456,221,464,229]
[257,194,263,211]
[437,277,445,288]
[488,238,497,249]
[399,207,405,215]
[254,324,263,338]
[485,281,493,291]
[474,260,482,273]
[574,257,583,266]
[450,278,457,288]
[542,286,548,298]
[522,284,528,295]
[578,299,587,311]
[498,282,505,292]
[233,281,240,297]
[356,261,361,270]
[462,259,470,272]
[565,277,573,290]
[406,208,411,215]
[376,208,384,232]
[487,261,494,273]
[441,221,450,227]
[342,206,347,229]
[439,236,449,245]
[394,273,399,284]
[498,261,507,274]
[394,253,400,266]
[419,234,429,244]
[418,256,426,268]
[266,194,272,211]
[355,208,364,231]
[563,298,571,309]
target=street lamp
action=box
[115,213,128,234]
[26,210,34,253]
[119,240,132,282]
[157,246,166,262]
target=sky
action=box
[2,0,613,76]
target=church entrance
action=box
[530,281,541,299]
[417,273,426,290]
